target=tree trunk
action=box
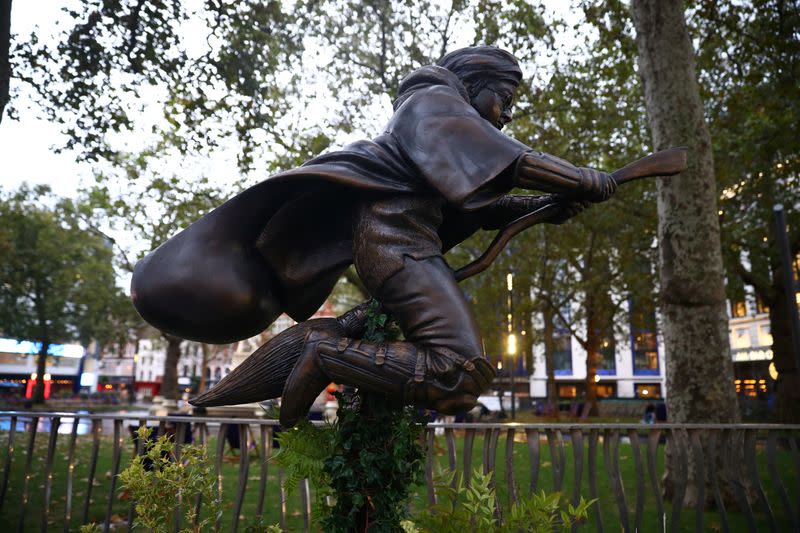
[583,296,600,418]
[0,0,11,123]
[31,340,49,404]
[160,333,183,401]
[198,343,210,394]
[767,267,800,422]
[542,307,559,418]
[632,0,741,508]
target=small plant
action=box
[272,418,336,502]
[409,469,595,533]
[117,426,222,533]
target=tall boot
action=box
[279,329,494,427]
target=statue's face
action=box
[470,80,517,130]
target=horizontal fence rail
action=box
[0,411,798,532]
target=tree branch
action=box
[538,290,587,348]
[0,0,12,124]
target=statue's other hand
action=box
[578,167,617,202]
[547,194,590,225]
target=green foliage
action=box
[271,394,427,533]
[272,301,425,532]
[363,299,403,343]
[272,419,335,499]
[321,392,427,533]
[117,426,221,533]
[410,469,594,533]
[0,184,125,401]
[241,517,284,533]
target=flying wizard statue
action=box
[131,46,675,427]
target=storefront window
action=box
[634,383,661,399]
[734,378,768,398]
[596,383,616,398]
[558,384,578,398]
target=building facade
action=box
[527,293,783,404]
[528,298,666,401]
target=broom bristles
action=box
[189,318,343,407]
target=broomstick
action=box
[190,148,687,408]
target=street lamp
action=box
[506,272,516,420]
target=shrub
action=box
[408,469,595,533]
[117,426,222,533]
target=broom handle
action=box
[453,147,687,281]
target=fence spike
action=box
[0,415,17,512]
[505,428,518,505]
[628,428,645,533]
[103,419,124,533]
[745,428,777,532]
[525,428,540,495]
[767,430,797,530]
[588,428,603,532]
[463,428,475,488]
[688,429,705,533]
[82,418,102,526]
[232,424,250,533]
[63,416,80,533]
[17,415,39,533]
[42,416,60,533]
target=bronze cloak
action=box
[131,66,529,343]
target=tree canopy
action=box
[0,184,121,402]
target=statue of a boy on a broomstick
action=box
[130,46,686,427]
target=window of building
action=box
[756,296,769,314]
[634,383,661,399]
[214,367,222,380]
[597,337,616,374]
[553,312,573,375]
[732,327,751,349]
[793,253,800,283]
[182,365,189,377]
[735,378,768,398]
[558,384,578,398]
[630,297,659,375]
[758,324,772,346]
[596,383,616,398]
[731,300,747,318]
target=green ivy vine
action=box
[273,300,427,532]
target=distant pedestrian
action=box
[643,403,656,424]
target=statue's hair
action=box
[437,46,522,96]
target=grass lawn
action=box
[0,426,796,531]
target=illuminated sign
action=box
[732,348,773,362]
[0,338,84,358]
[80,372,98,388]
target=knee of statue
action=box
[425,347,496,396]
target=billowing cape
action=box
[131,66,529,343]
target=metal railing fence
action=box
[0,411,797,532]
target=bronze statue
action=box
[131,46,686,427]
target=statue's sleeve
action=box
[388,86,530,210]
